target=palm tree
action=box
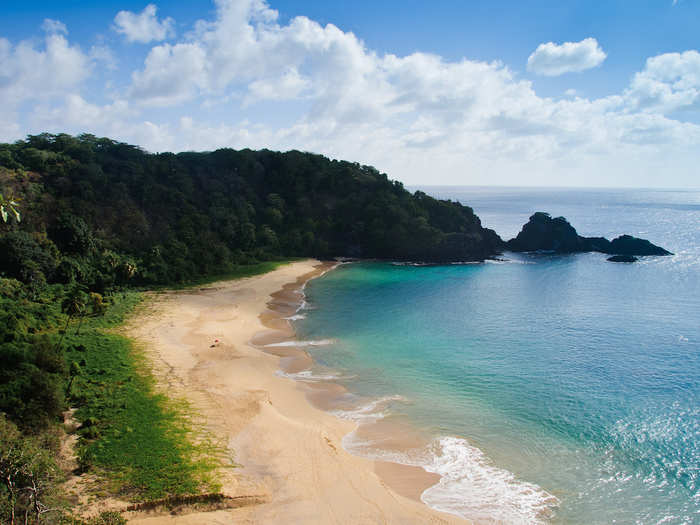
[0,192,20,224]
[59,286,87,344]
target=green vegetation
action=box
[64,292,220,499]
[0,414,61,524]
[0,192,20,224]
[0,132,504,521]
[0,284,222,523]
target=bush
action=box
[49,214,95,256]
[0,231,58,283]
[0,414,62,524]
[0,336,67,432]
[86,511,127,525]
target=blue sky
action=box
[1,0,699,187]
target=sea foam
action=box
[420,437,558,524]
[342,430,558,524]
[275,369,346,382]
[330,395,407,422]
[264,339,335,348]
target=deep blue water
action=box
[295,187,700,524]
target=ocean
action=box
[292,187,700,524]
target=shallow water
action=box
[294,187,700,524]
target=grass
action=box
[63,291,221,500]
[60,259,298,500]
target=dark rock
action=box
[607,255,638,263]
[582,236,612,252]
[508,212,672,256]
[506,212,586,253]
[606,235,672,256]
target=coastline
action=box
[124,259,465,524]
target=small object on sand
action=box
[210,338,220,348]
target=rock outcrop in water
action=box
[507,212,672,256]
[607,255,639,263]
[606,235,671,256]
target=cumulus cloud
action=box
[245,67,311,105]
[114,4,175,43]
[129,42,207,105]
[90,45,117,70]
[31,95,132,130]
[116,1,698,185]
[527,38,606,76]
[41,19,68,34]
[0,31,89,106]
[623,50,700,113]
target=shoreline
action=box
[252,262,447,508]
[124,259,465,524]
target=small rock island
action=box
[507,212,671,257]
[607,255,639,263]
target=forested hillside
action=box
[0,133,502,291]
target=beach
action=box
[124,259,464,524]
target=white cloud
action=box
[0,32,89,106]
[623,50,700,113]
[527,38,606,76]
[41,19,68,35]
[90,45,117,70]
[114,4,175,43]
[31,95,133,130]
[245,67,311,105]
[129,43,207,106]
[115,1,697,186]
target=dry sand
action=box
[124,260,467,524]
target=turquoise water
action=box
[294,188,700,524]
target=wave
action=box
[276,369,347,382]
[484,258,535,265]
[341,431,558,524]
[392,261,483,267]
[331,395,407,422]
[421,437,558,524]
[264,339,335,348]
[284,313,306,321]
[391,262,435,267]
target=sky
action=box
[1,0,699,188]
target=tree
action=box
[0,232,58,284]
[0,415,60,525]
[60,286,87,339]
[66,361,82,398]
[89,292,107,317]
[48,214,95,255]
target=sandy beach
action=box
[124,259,466,524]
